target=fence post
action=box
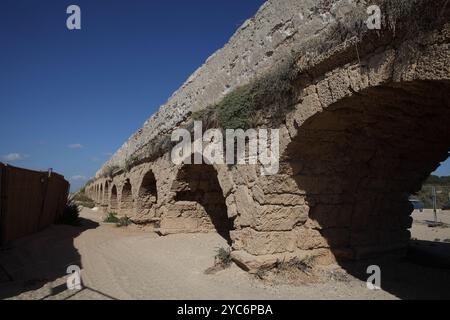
[38,172,51,231]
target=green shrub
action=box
[72,192,95,209]
[214,247,232,267]
[139,134,175,163]
[255,265,271,279]
[58,199,80,226]
[103,165,120,179]
[194,60,295,131]
[255,256,316,279]
[116,216,132,227]
[216,84,255,130]
[104,212,119,223]
[124,156,139,173]
[275,256,315,273]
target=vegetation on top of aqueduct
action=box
[192,60,296,130]
[91,0,450,180]
[101,59,298,178]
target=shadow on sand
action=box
[335,240,450,300]
[0,217,98,299]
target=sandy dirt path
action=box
[1,208,449,300]
[411,209,450,242]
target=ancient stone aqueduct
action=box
[85,0,450,271]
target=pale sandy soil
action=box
[411,209,450,242]
[0,208,449,300]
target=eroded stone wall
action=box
[86,0,450,272]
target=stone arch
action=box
[283,79,450,260]
[110,185,118,212]
[100,184,103,203]
[168,163,233,243]
[137,170,158,216]
[104,181,110,205]
[120,179,134,216]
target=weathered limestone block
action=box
[233,185,256,227]
[327,68,352,102]
[225,194,238,219]
[216,165,234,197]
[295,227,329,250]
[254,205,308,231]
[230,228,297,255]
[316,78,334,108]
[164,202,197,218]
[285,85,322,137]
[230,165,258,186]
[255,175,302,194]
[252,184,306,206]
[230,250,280,273]
[347,64,369,92]
[160,217,201,230]
[133,207,156,221]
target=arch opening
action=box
[110,185,118,212]
[103,181,109,205]
[170,164,233,243]
[284,80,450,260]
[120,179,133,216]
[138,170,157,216]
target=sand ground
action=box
[0,208,449,300]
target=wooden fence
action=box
[0,163,69,245]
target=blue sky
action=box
[0,0,266,191]
[0,0,449,192]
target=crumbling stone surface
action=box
[87,0,450,270]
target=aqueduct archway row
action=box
[86,24,450,271]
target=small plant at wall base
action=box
[116,216,132,227]
[276,256,316,274]
[57,199,81,226]
[204,247,233,275]
[255,265,272,280]
[104,212,119,223]
[215,247,232,267]
[72,191,95,209]
[255,256,316,280]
